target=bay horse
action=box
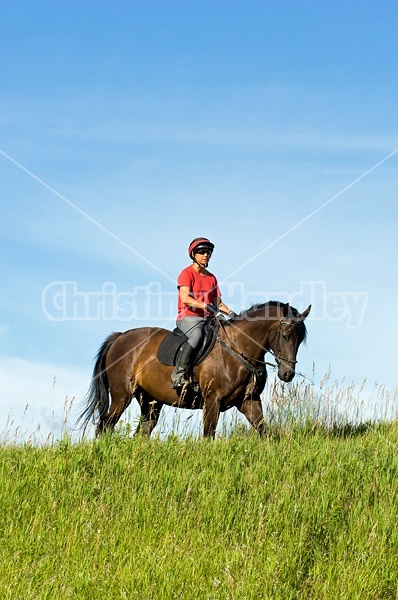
[78,301,311,438]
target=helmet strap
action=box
[192,256,208,269]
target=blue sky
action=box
[1,1,397,440]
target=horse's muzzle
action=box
[279,367,295,382]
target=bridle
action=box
[268,319,298,367]
[216,316,299,376]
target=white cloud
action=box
[0,357,90,444]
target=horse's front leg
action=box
[238,397,267,437]
[202,395,221,438]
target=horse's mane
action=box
[230,300,307,341]
[240,300,290,316]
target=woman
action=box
[171,237,236,389]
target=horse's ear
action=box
[283,303,290,317]
[299,305,311,320]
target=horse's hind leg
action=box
[96,388,132,436]
[134,390,163,437]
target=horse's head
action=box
[270,304,311,382]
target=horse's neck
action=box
[234,318,274,355]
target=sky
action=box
[1,1,397,441]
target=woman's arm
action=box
[179,287,237,317]
[179,286,208,312]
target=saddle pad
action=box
[157,330,187,366]
[157,320,219,367]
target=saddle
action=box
[157,318,219,367]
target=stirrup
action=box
[171,375,189,390]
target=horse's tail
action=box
[77,332,122,434]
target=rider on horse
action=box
[171,237,237,389]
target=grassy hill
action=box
[1,421,397,599]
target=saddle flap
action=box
[157,329,187,366]
[193,318,219,366]
[157,319,219,367]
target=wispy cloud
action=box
[0,150,175,283]
[3,85,396,156]
[224,146,398,280]
[0,357,89,442]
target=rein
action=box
[216,318,276,377]
[216,335,271,377]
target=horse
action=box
[78,301,311,438]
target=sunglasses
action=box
[195,248,213,255]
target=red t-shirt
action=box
[177,265,221,320]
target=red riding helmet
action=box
[188,237,215,259]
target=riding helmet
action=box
[188,237,215,259]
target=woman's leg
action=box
[171,317,206,388]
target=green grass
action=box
[1,422,398,599]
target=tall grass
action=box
[1,376,397,598]
[1,426,398,599]
[263,371,398,437]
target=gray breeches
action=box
[176,317,207,350]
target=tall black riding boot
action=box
[171,342,195,389]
